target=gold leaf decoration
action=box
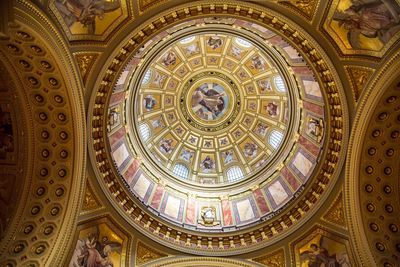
[81,181,101,212]
[139,0,167,14]
[323,192,346,228]
[278,0,318,21]
[252,248,285,267]
[344,66,374,102]
[74,53,98,86]
[136,240,168,266]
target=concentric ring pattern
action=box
[107,18,325,233]
[135,33,292,185]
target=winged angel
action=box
[333,0,400,49]
[70,227,122,267]
[55,0,121,34]
[300,236,350,267]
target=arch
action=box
[0,2,86,266]
[227,166,244,182]
[173,163,189,179]
[274,75,286,92]
[269,130,284,149]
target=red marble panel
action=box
[222,199,234,226]
[303,101,324,116]
[268,35,286,46]
[185,197,196,225]
[109,127,126,147]
[150,185,164,210]
[299,135,320,156]
[110,91,125,106]
[282,166,301,191]
[253,188,270,215]
[292,66,313,76]
[123,159,140,185]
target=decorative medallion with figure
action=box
[191,82,228,122]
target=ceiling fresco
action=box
[91,0,349,253]
[324,0,400,56]
[134,32,291,184]
[50,0,131,41]
[105,16,328,235]
[2,0,400,266]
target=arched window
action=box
[180,36,195,44]
[274,76,286,92]
[235,37,252,48]
[269,130,284,149]
[139,123,151,142]
[141,69,152,85]
[227,166,244,182]
[173,164,189,179]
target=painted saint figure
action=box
[258,79,272,93]
[162,51,177,67]
[207,36,223,49]
[333,0,400,49]
[70,231,122,267]
[250,56,266,70]
[264,102,279,117]
[254,123,268,137]
[222,150,234,164]
[200,156,215,172]
[143,95,157,111]
[55,0,121,34]
[191,83,227,121]
[159,138,174,154]
[244,142,258,158]
[180,149,194,162]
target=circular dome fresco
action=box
[108,17,326,231]
[93,4,347,255]
[133,32,295,186]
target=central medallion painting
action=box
[191,82,228,122]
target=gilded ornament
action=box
[136,241,167,266]
[344,66,374,102]
[252,248,285,267]
[74,54,98,85]
[278,0,318,20]
[322,192,346,228]
[82,182,101,212]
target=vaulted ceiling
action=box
[0,1,399,266]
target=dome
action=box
[133,31,295,186]
[105,15,330,244]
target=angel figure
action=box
[55,0,121,34]
[207,36,223,49]
[70,228,122,267]
[300,241,346,267]
[333,0,400,49]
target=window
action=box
[227,166,244,182]
[179,36,195,44]
[274,76,286,92]
[173,164,189,179]
[269,130,284,149]
[235,37,252,48]
[141,69,152,85]
[139,123,151,141]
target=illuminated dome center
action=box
[135,32,291,185]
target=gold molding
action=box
[136,240,168,266]
[252,248,285,267]
[80,179,103,214]
[322,191,346,229]
[344,66,374,103]
[74,52,99,87]
[87,0,349,256]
